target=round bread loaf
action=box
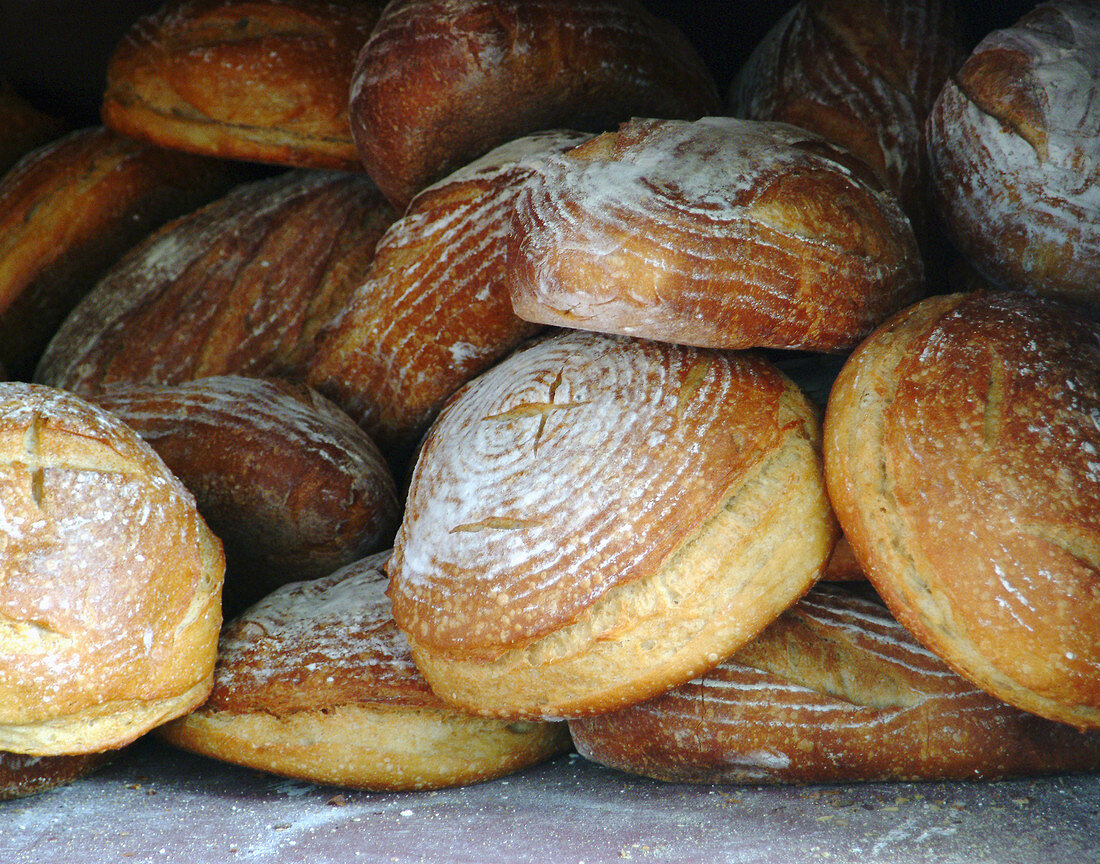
[569,584,1100,784]
[507,117,923,352]
[824,291,1100,729]
[348,0,720,209]
[90,375,400,614]
[305,129,589,469]
[926,1,1100,310]
[102,0,383,171]
[388,330,838,719]
[0,750,114,800]
[0,126,235,380]
[34,169,398,397]
[0,383,224,756]
[729,0,964,255]
[160,553,571,790]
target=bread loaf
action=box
[388,330,837,718]
[926,1,1100,309]
[729,0,964,246]
[0,126,235,379]
[90,375,400,614]
[824,291,1100,729]
[160,553,571,790]
[35,169,398,397]
[102,0,383,171]
[348,0,720,209]
[508,117,923,352]
[305,129,589,467]
[0,383,224,755]
[570,585,1100,783]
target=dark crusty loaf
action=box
[926,1,1100,309]
[305,129,589,468]
[824,291,1100,729]
[160,552,571,790]
[0,79,63,177]
[102,0,384,171]
[90,375,400,614]
[35,169,398,397]
[508,117,923,352]
[0,750,115,800]
[0,126,235,379]
[348,0,720,209]
[0,383,224,756]
[570,584,1100,784]
[388,330,837,719]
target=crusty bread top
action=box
[569,583,1100,783]
[388,329,820,659]
[103,0,383,170]
[305,129,589,462]
[926,1,1100,303]
[0,383,223,729]
[90,375,400,612]
[348,0,719,208]
[824,291,1100,727]
[34,169,397,396]
[508,117,923,351]
[203,552,443,716]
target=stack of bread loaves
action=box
[0,0,1098,798]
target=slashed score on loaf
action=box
[388,330,838,719]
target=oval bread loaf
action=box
[507,117,923,352]
[160,552,571,790]
[824,291,1100,729]
[569,585,1100,783]
[0,383,224,756]
[926,1,1100,309]
[90,375,400,614]
[388,330,838,719]
[348,0,720,209]
[102,0,384,171]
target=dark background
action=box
[0,0,1041,127]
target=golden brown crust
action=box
[388,331,837,718]
[348,0,720,209]
[305,129,588,467]
[102,0,383,171]
[569,585,1100,783]
[0,749,115,801]
[729,0,964,242]
[0,126,236,379]
[926,1,1100,308]
[34,169,398,397]
[90,376,400,614]
[824,291,1100,729]
[0,383,224,755]
[160,554,571,790]
[507,118,923,352]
